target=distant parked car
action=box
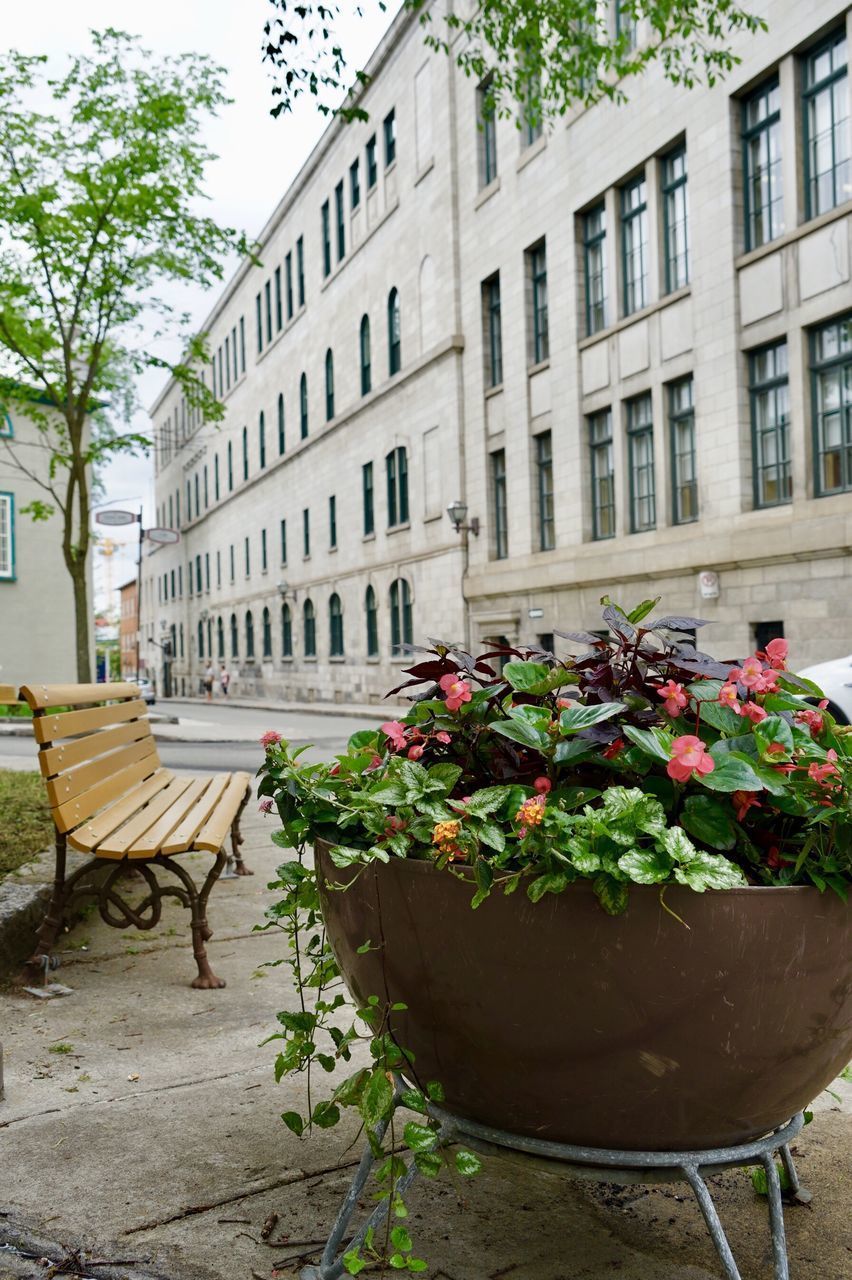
[133,677,156,708]
[797,656,852,724]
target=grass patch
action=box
[49,1042,74,1055]
[0,770,54,878]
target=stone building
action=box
[118,577,139,679]
[144,0,852,701]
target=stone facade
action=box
[118,578,138,679]
[144,1,852,701]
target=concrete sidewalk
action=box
[164,694,387,720]
[1,807,850,1280]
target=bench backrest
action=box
[19,683,162,834]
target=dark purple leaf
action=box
[602,603,636,639]
[649,615,710,631]
[554,629,608,646]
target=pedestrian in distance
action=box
[220,664,230,698]
[204,663,215,702]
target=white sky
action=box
[3,0,400,607]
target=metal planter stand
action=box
[301,1092,807,1280]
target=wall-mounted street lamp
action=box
[277,580,297,603]
[446,500,479,537]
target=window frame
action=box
[386,445,409,527]
[350,157,361,208]
[366,135,378,189]
[262,606,272,659]
[329,593,344,657]
[477,75,498,187]
[300,372,308,439]
[321,199,332,278]
[325,348,335,421]
[362,461,375,536]
[483,274,503,388]
[303,598,317,658]
[360,314,372,394]
[259,410,266,469]
[388,288,401,375]
[297,235,305,306]
[741,77,783,252]
[810,314,852,497]
[0,491,15,580]
[621,173,649,316]
[535,430,555,551]
[335,180,345,261]
[626,392,656,533]
[302,506,311,558]
[668,375,698,524]
[281,602,293,657]
[491,448,508,560]
[389,577,412,655]
[802,29,850,221]
[583,203,608,336]
[589,409,616,541]
[749,340,791,509]
[383,108,396,168]
[528,241,549,365]
[278,392,285,455]
[329,493,337,549]
[365,585,379,657]
[661,144,689,293]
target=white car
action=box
[133,678,156,707]
[797,657,852,724]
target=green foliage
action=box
[0,30,252,678]
[0,769,55,877]
[263,0,766,127]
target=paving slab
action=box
[0,807,849,1280]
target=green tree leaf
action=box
[311,1100,341,1128]
[281,1110,304,1136]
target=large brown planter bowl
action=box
[315,841,852,1151]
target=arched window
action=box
[389,577,412,655]
[277,393,285,454]
[387,287,401,375]
[300,372,308,439]
[329,593,344,657]
[227,441,234,490]
[197,620,204,659]
[360,314,371,395]
[325,349,335,421]
[217,615,225,659]
[179,623,184,658]
[245,609,255,659]
[365,585,378,657]
[207,617,212,659]
[242,425,249,480]
[262,606,272,658]
[230,613,239,658]
[303,598,316,657]
[281,603,293,657]
[259,411,266,469]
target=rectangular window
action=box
[522,70,543,147]
[477,76,498,187]
[285,252,294,319]
[240,316,246,372]
[297,235,305,306]
[583,203,608,335]
[280,517,287,564]
[626,393,656,532]
[216,550,221,588]
[483,274,503,388]
[811,315,852,496]
[274,265,283,331]
[491,449,508,559]
[528,241,549,364]
[803,31,850,220]
[589,409,615,540]
[668,376,697,523]
[229,544,235,581]
[205,552,210,591]
[321,200,331,277]
[244,536,250,577]
[265,279,273,343]
[384,108,396,167]
[329,494,337,549]
[621,174,648,315]
[662,145,689,292]
[303,507,310,557]
[255,292,263,353]
[615,2,638,50]
[232,325,238,381]
[366,135,377,189]
[535,431,555,551]
[749,341,791,508]
[224,336,231,390]
[386,446,409,527]
[362,461,375,535]
[0,492,14,579]
[204,465,209,508]
[350,157,361,208]
[335,181,345,261]
[261,527,268,572]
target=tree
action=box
[0,30,251,681]
[263,0,766,125]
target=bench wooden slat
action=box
[96,776,195,857]
[32,699,149,744]
[38,719,152,778]
[194,774,251,852]
[53,748,161,833]
[45,736,160,807]
[20,682,140,711]
[130,778,211,856]
[67,770,174,851]
[161,775,231,854]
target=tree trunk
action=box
[70,558,92,682]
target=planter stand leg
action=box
[682,1164,743,1280]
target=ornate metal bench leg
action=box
[162,852,228,989]
[24,828,68,977]
[682,1164,743,1280]
[225,785,253,877]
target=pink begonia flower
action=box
[667,735,715,783]
[434,731,452,745]
[260,730,282,748]
[753,668,779,694]
[796,700,829,735]
[718,683,742,714]
[808,749,839,787]
[741,701,767,723]
[439,672,473,712]
[738,655,765,690]
[658,680,688,718]
[534,776,552,794]
[763,638,788,670]
[407,743,425,761]
[732,790,761,822]
[258,798,274,813]
[380,720,408,751]
[365,753,383,771]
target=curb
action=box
[164,696,384,720]
[0,880,50,974]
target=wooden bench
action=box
[19,681,252,989]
